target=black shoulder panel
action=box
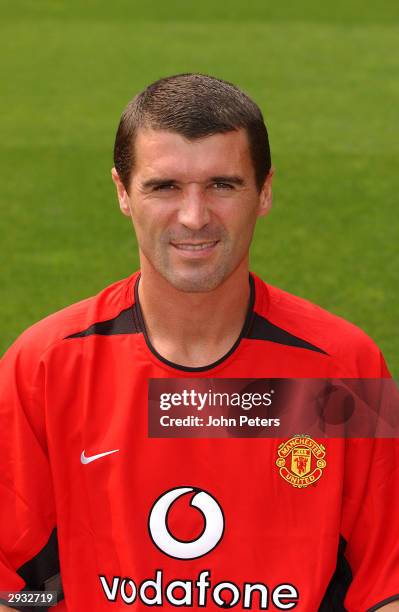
[65,303,143,339]
[246,312,329,355]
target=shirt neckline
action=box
[133,273,256,373]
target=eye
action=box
[213,182,234,190]
[154,183,176,191]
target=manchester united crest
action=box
[276,435,326,488]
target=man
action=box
[0,74,398,611]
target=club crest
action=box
[276,435,326,488]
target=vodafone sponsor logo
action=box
[148,486,224,559]
[99,487,299,609]
[99,570,299,609]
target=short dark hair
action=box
[113,73,271,192]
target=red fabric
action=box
[0,273,397,611]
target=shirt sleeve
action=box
[341,352,399,611]
[0,333,63,609]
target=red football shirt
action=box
[1,272,398,611]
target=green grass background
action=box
[1,1,398,374]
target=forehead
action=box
[132,128,254,182]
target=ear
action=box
[257,167,274,218]
[111,167,132,217]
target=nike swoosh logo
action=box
[81,449,120,464]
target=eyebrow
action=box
[210,175,245,186]
[141,178,176,189]
[140,175,245,189]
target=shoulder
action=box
[1,273,138,367]
[251,274,389,376]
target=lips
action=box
[171,241,219,251]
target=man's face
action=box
[112,128,272,292]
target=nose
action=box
[177,185,210,230]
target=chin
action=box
[163,270,228,293]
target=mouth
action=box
[171,240,219,252]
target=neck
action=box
[138,258,251,368]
